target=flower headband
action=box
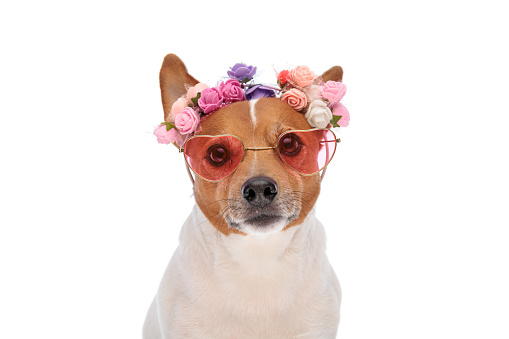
[154,63,350,146]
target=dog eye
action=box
[279,133,302,156]
[207,144,229,166]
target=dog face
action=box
[194,98,321,235]
[159,55,343,236]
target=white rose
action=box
[305,85,323,101]
[304,100,333,128]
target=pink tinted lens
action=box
[184,135,244,181]
[277,129,337,175]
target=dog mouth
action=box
[243,213,284,226]
[228,213,283,228]
[227,209,298,232]
[224,180,301,233]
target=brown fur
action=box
[160,54,199,121]
[321,65,343,83]
[159,54,342,235]
[193,99,321,235]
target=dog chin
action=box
[228,214,294,235]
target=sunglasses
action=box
[179,128,340,182]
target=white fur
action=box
[143,206,341,338]
[249,99,259,166]
[249,99,258,128]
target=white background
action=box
[1,0,508,338]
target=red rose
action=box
[277,70,290,86]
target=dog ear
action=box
[160,54,199,121]
[320,66,343,83]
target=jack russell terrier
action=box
[143,54,350,338]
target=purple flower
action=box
[227,63,257,82]
[245,85,276,101]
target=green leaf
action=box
[191,92,201,107]
[242,77,250,84]
[163,122,176,131]
[331,115,342,128]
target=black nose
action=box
[241,177,278,207]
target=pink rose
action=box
[281,88,308,111]
[154,124,179,144]
[186,83,209,102]
[169,97,189,122]
[174,107,200,134]
[290,66,316,87]
[218,79,245,104]
[321,81,346,103]
[331,102,350,127]
[198,87,224,114]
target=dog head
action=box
[158,54,344,236]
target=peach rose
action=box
[186,83,209,102]
[281,88,308,111]
[169,97,189,122]
[290,66,316,87]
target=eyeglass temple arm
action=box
[177,148,195,185]
[320,137,340,181]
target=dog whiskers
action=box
[194,199,234,230]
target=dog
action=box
[143,54,345,338]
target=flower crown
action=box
[154,63,350,146]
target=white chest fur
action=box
[143,206,341,339]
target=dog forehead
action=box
[198,98,311,139]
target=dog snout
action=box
[241,177,278,208]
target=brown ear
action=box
[321,66,343,83]
[160,54,199,121]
